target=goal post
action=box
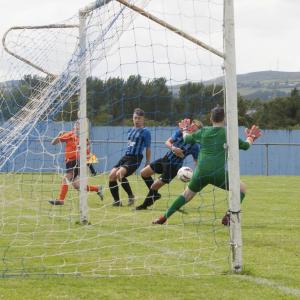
[223,0,242,272]
[79,7,88,224]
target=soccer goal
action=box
[0,0,241,277]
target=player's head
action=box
[133,108,145,128]
[189,119,203,132]
[210,105,224,124]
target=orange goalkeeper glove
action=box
[245,125,262,143]
[178,118,191,132]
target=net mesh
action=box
[0,0,230,277]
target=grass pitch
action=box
[0,175,299,299]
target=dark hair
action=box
[211,105,224,123]
[133,108,145,116]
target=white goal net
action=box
[0,0,238,277]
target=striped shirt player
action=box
[108,108,151,206]
[136,119,202,210]
[164,129,200,169]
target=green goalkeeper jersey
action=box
[184,126,250,192]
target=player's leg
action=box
[152,187,197,224]
[65,160,103,199]
[135,177,165,210]
[218,172,247,226]
[136,159,164,209]
[109,167,121,206]
[116,166,134,206]
[153,169,205,224]
[117,156,142,206]
[140,164,155,190]
[49,176,69,205]
[49,160,76,205]
[240,181,246,203]
[84,161,103,199]
[88,163,97,176]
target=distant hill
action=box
[210,70,300,100]
[170,71,300,101]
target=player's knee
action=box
[140,166,152,177]
[116,171,123,181]
[240,182,246,193]
[116,168,127,181]
[64,174,73,184]
[140,167,148,177]
[182,187,196,203]
[108,171,117,182]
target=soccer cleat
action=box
[49,200,64,206]
[112,200,122,207]
[97,185,104,201]
[152,216,167,225]
[221,211,230,226]
[135,204,148,210]
[153,192,161,201]
[135,193,162,210]
[91,171,97,177]
[128,195,135,206]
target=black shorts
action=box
[66,159,80,180]
[149,156,180,184]
[113,155,143,177]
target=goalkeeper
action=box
[135,119,201,210]
[152,105,262,225]
[49,126,103,206]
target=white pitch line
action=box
[237,275,300,298]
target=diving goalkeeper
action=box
[152,105,262,225]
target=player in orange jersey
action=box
[49,127,103,205]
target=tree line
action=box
[1,74,300,129]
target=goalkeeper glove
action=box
[245,125,262,144]
[178,118,191,132]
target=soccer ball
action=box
[177,166,193,183]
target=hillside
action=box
[211,70,300,100]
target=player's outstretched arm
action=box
[165,137,184,158]
[51,131,66,145]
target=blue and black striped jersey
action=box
[165,129,200,167]
[125,127,151,156]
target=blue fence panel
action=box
[2,123,300,175]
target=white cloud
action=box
[234,0,300,73]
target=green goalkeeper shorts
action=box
[188,166,229,193]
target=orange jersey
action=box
[58,131,79,161]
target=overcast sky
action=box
[0,0,299,75]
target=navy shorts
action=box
[114,155,143,177]
[150,156,180,184]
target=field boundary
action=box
[237,275,300,298]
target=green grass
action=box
[0,174,299,299]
